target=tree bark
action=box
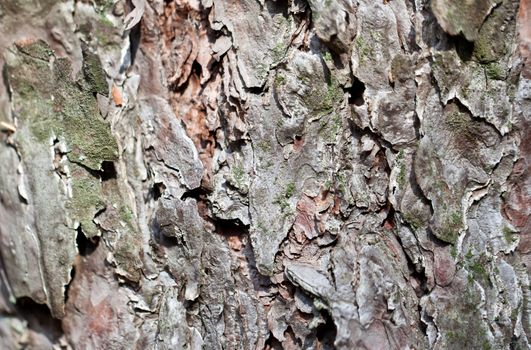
[0,0,529,349]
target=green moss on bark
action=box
[82,49,108,95]
[7,40,118,170]
[68,163,105,238]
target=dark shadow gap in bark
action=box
[411,264,430,297]
[346,77,365,106]
[100,160,117,181]
[2,65,12,101]
[413,111,421,140]
[191,60,202,77]
[418,304,428,334]
[382,204,396,229]
[315,307,337,349]
[128,19,142,69]
[449,35,475,62]
[265,332,284,350]
[214,217,249,236]
[70,160,117,181]
[246,85,265,95]
[180,186,210,201]
[152,226,180,247]
[227,138,247,153]
[319,47,345,70]
[64,266,76,304]
[76,226,100,256]
[170,60,203,93]
[149,181,166,201]
[15,297,63,344]
[265,0,289,17]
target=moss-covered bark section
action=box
[2,39,122,317]
[6,40,117,170]
[431,0,500,41]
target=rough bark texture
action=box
[0,0,530,349]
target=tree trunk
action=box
[0,0,529,349]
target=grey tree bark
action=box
[0,0,530,349]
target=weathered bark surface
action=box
[0,0,529,349]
